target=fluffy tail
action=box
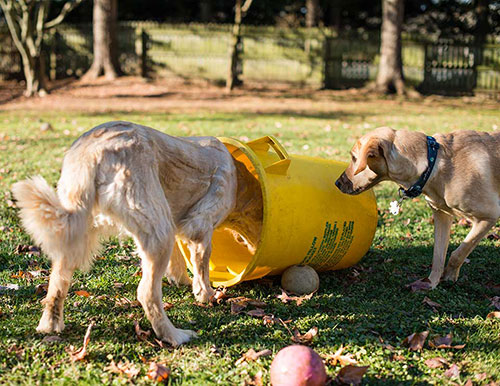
[12,176,95,269]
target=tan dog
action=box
[12,121,262,346]
[336,127,500,289]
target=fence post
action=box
[136,27,149,78]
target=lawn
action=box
[0,83,499,385]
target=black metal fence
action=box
[1,23,499,95]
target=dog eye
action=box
[351,155,357,162]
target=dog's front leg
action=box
[188,238,215,303]
[428,210,453,289]
[442,218,496,283]
[37,260,74,333]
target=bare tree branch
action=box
[45,0,84,29]
[241,0,253,13]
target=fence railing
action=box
[1,23,499,94]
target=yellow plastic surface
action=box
[177,136,378,287]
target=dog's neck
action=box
[388,131,437,191]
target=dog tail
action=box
[12,175,97,269]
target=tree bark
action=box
[226,0,252,91]
[306,0,320,28]
[375,0,405,95]
[84,0,121,80]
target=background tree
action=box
[375,0,405,94]
[226,0,253,91]
[83,0,120,80]
[305,0,320,27]
[0,0,83,96]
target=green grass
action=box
[0,101,499,385]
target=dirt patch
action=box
[1,76,498,114]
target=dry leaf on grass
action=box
[444,364,460,378]
[75,290,90,297]
[163,302,174,311]
[35,283,48,296]
[291,327,318,345]
[210,288,228,305]
[335,365,369,385]
[231,302,247,314]
[235,348,272,366]
[323,345,358,366]
[422,297,442,309]
[424,357,448,368]
[402,331,429,351]
[104,359,140,378]
[115,297,141,308]
[7,344,24,360]
[428,333,465,349]
[246,308,266,318]
[487,311,500,319]
[134,321,151,341]
[489,296,500,310]
[244,370,263,386]
[277,289,314,306]
[406,278,432,292]
[68,322,94,362]
[147,362,170,382]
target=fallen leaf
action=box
[246,308,266,318]
[422,296,442,309]
[277,289,314,306]
[231,302,247,314]
[163,302,174,311]
[75,290,90,297]
[134,321,151,341]
[429,333,465,349]
[35,283,48,295]
[263,315,278,326]
[424,357,448,368]
[444,364,460,378]
[490,296,500,310]
[15,244,39,254]
[235,348,272,366]
[291,327,318,345]
[227,296,267,308]
[147,362,170,382]
[211,288,228,305]
[402,331,429,351]
[487,311,500,319]
[336,365,369,385]
[323,345,358,366]
[457,218,471,227]
[43,335,62,344]
[406,278,432,292]
[115,297,140,308]
[69,322,94,362]
[104,359,140,378]
[245,370,263,386]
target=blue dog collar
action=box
[399,136,440,199]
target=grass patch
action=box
[0,102,499,385]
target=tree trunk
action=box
[306,0,320,28]
[226,0,243,91]
[376,0,405,94]
[84,0,121,80]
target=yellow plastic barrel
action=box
[177,136,378,287]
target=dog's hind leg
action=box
[442,218,496,282]
[187,235,215,303]
[37,260,75,333]
[165,243,192,286]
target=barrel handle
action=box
[247,135,291,175]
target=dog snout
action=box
[335,172,353,194]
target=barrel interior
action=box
[178,143,264,284]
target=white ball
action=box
[281,265,319,295]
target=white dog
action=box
[12,121,262,346]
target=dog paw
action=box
[194,288,215,304]
[36,315,64,334]
[168,328,198,347]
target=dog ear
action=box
[354,138,381,175]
